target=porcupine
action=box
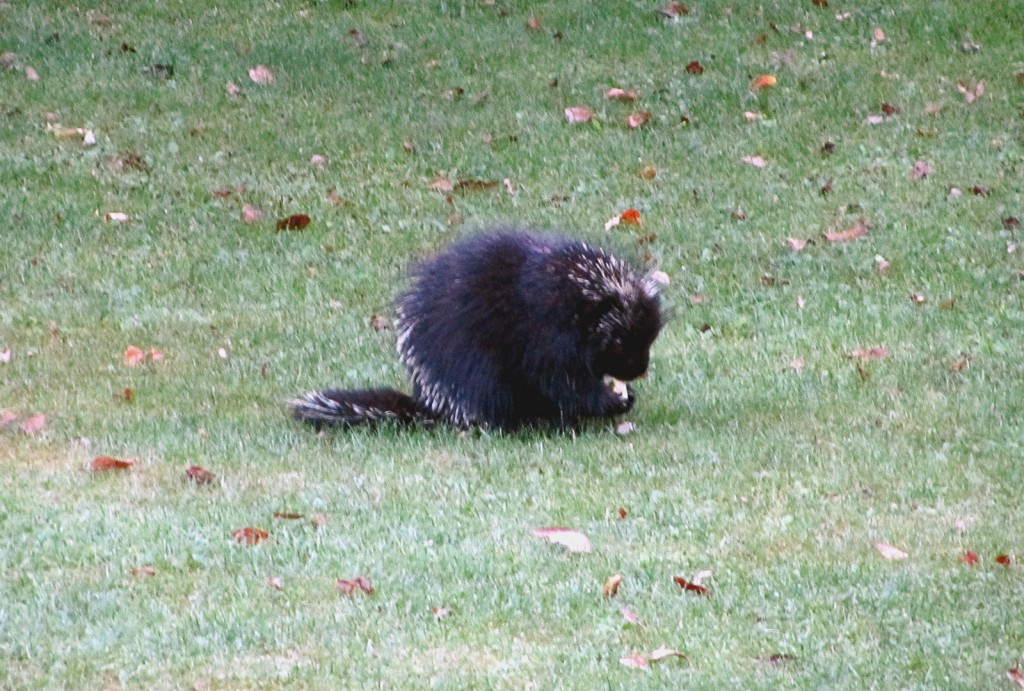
[289,229,664,431]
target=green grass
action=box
[2,0,1023,687]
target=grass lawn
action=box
[2,0,1022,687]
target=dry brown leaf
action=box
[1009,664,1024,688]
[649,647,687,663]
[92,456,134,472]
[620,606,642,625]
[850,347,889,359]
[823,225,867,242]
[605,88,638,101]
[20,413,47,435]
[619,654,649,670]
[232,527,269,545]
[428,177,454,193]
[564,106,593,124]
[627,110,652,129]
[750,74,777,90]
[185,465,216,484]
[532,527,592,553]
[248,65,274,85]
[911,159,933,180]
[875,542,908,560]
[686,60,704,75]
[658,2,689,18]
[237,204,261,224]
[603,574,623,598]
[275,214,311,231]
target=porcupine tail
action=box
[288,388,437,429]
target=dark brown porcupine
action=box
[289,229,663,431]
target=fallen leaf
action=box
[132,566,157,577]
[627,110,652,129]
[532,527,592,553]
[273,512,305,520]
[686,60,704,75]
[370,314,390,331]
[620,606,642,625]
[148,348,164,362]
[20,413,47,435]
[431,606,453,620]
[790,357,806,371]
[956,80,984,103]
[740,155,767,168]
[268,576,284,591]
[688,293,708,304]
[620,208,642,225]
[185,465,216,484]
[960,551,979,565]
[649,647,687,663]
[25,66,39,81]
[874,255,891,273]
[226,80,242,96]
[658,2,689,19]
[996,554,1013,566]
[617,507,629,519]
[309,154,328,167]
[909,293,927,305]
[525,16,542,31]
[820,178,833,195]
[787,237,807,251]
[105,211,130,223]
[124,345,146,366]
[970,185,988,196]
[873,27,886,42]
[603,574,623,598]
[231,527,269,545]
[1002,217,1021,231]
[275,214,311,231]
[750,74,777,90]
[865,114,885,125]
[950,354,969,372]
[850,347,889,359]
[911,159,932,180]
[875,542,908,560]
[743,111,765,121]
[0,347,10,363]
[92,456,134,472]
[619,654,649,670]
[880,103,900,116]
[337,577,375,595]
[248,64,274,84]
[564,106,593,124]
[650,270,671,286]
[1009,665,1024,688]
[640,165,657,179]
[811,0,828,6]
[428,177,454,193]
[0,410,18,427]
[823,225,867,242]
[241,205,262,224]
[615,421,636,436]
[760,653,797,665]
[455,178,499,191]
[605,88,638,101]
[673,576,710,596]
